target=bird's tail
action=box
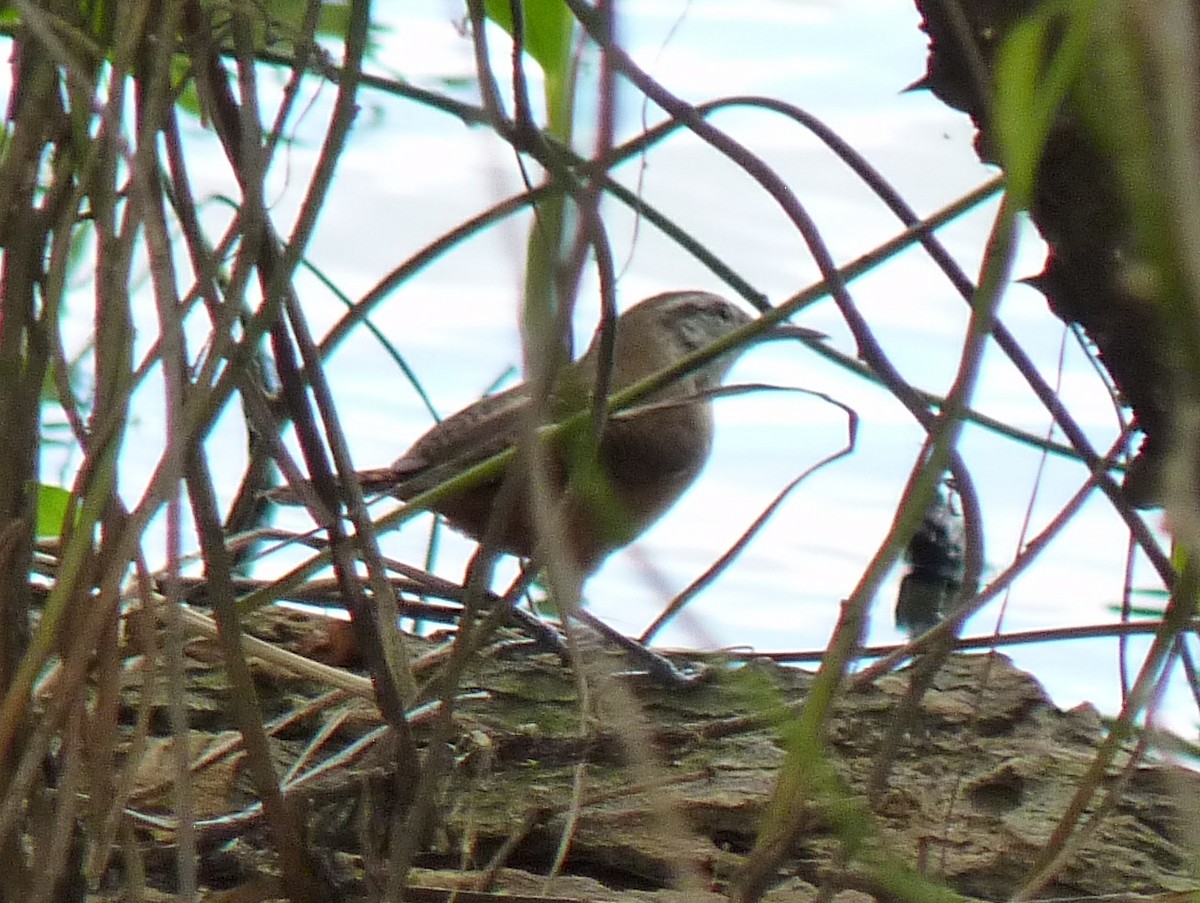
[264,466,403,506]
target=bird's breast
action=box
[599,403,715,519]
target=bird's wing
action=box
[385,384,535,498]
[393,384,529,472]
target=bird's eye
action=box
[703,303,730,325]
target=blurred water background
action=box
[48,2,1190,735]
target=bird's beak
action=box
[758,322,825,343]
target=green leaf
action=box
[994,0,1098,208]
[483,0,574,91]
[265,0,352,39]
[35,484,72,540]
[171,53,203,120]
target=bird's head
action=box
[598,290,821,392]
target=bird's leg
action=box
[501,563,570,657]
[507,564,709,687]
[445,559,572,661]
[568,608,710,687]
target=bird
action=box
[271,291,821,682]
[285,290,822,574]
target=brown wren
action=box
[278,290,819,574]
